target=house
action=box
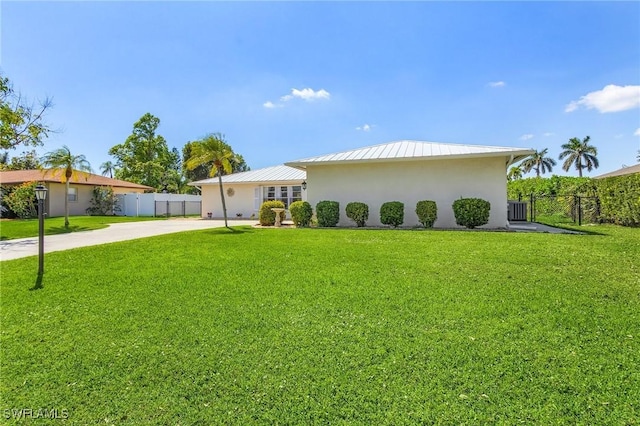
[285,140,533,228]
[189,165,307,219]
[0,169,153,217]
[594,163,640,179]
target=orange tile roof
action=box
[0,169,154,190]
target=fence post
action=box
[182,201,186,217]
[166,200,170,218]
[529,193,534,222]
[577,196,582,226]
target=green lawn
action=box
[0,215,165,240]
[1,226,638,424]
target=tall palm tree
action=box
[100,160,116,178]
[185,133,234,228]
[636,150,640,163]
[559,136,599,177]
[42,145,92,228]
[507,165,523,181]
[520,148,556,177]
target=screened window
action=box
[68,187,78,202]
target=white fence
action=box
[116,193,201,217]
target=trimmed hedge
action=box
[289,201,313,227]
[380,201,404,228]
[345,202,369,227]
[259,200,286,226]
[416,200,437,228]
[452,198,490,229]
[316,201,340,227]
[597,174,640,226]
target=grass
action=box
[0,215,165,240]
[1,225,639,424]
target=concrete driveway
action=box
[0,218,258,261]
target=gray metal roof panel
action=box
[285,140,535,167]
[189,165,306,186]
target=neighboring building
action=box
[285,140,533,228]
[0,169,152,217]
[189,165,306,219]
[594,163,640,179]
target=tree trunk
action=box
[578,158,583,177]
[217,168,228,228]
[64,179,70,228]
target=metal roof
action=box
[285,140,534,167]
[594,163,640,179]
[188,165,306,186]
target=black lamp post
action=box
[35,184,48,275]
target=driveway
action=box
[0,219,258,261]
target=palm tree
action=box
[507,165,523,181]
[42,145,92,228]
[100,160,116,178]
[636,150,640,163]
[520,148,556,177]
[185,133,234,228]
[559,136,599,177]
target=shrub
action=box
[416,200,437,228]
[345,202,369,227]
[289,201,313,227]
[86,186,121,216]
[380,201,404,228]
[259,200,285,226]
[4,181,37,219]
[316,201,340,227]
[597,174,640,226]
[452,198,490,229]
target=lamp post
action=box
[35,184,48,275]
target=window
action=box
[68,187,78,202]
[260,185,303,209]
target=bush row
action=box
[260,198,492,229]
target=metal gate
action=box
[529,194,600,226]
[154,200,202,217]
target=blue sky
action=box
[2,1,639,177]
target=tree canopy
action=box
[0,73,54,150]
[559,136,599,177]
[520,148,556,177]
[108,113,180,191]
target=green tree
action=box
[42,145,92,228]
[507,165,523,181]
[559,136,599,177]
[1,73,54,150]
[521,148,556,177]
[185,133,234,228]
[108,113,174,190]
[182,142,249,183]
[100,160,116,178]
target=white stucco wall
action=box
[306,156,509,228]
[200,181,307,219]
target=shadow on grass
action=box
[47,226,91,235]
[534,221,607,236]
[206,226,255,236]
[29,272,44,291]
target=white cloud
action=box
[263,101,282,109]
[634,128,640,136]
[543,132,555,137]
[265,87,331,108]
[488,81,506,88]
[356,124,373,132]
[281,88,331,102]
[520,134,534,141]
[565,84,640,113]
